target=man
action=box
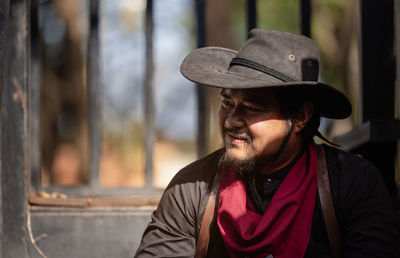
[135,29,399,257]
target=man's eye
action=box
[245,106,261,112]
[222,100,232,107]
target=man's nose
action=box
[224,108,245,129]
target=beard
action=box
[219,120,294,177]
[218,129,270,177]
[218,150,261,177]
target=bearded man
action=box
[135,29,399,258]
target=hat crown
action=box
[179,28,352,119]
[229,29,320,82]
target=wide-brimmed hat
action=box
[180,29,351,119]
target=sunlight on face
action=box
[218,88,291,166]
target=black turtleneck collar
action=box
[246,146,307,214]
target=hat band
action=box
[230,57,296,82]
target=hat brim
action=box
[181,47,352,119]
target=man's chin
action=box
[225,148,251,161]
[219,149,258,177]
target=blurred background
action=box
[38,0,360,190]
[39,0,197,188]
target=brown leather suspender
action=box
[195,167,220,258]
[316,145,342,258]
[196,145,342,258]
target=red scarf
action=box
[217,143,317,258]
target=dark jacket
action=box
[135,145,399,257]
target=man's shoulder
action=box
[181,148,224,173]
[166,148,224,189]
[322,143,378,172]
[321,143,384,195]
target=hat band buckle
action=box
[229,57,296,83]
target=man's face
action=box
[218,88,292,168]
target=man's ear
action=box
[293,102,314,133]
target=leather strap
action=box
[195,145,342,258]
[195,168,220,258]
[316,145,342,258]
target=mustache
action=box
[223,128,252,142]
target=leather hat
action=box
[180,28,352,119]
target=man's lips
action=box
[225,130,251,143]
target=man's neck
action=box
[259,140,306,175]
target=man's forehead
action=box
[220,88,278,104]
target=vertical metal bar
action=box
[300,0,311,37]
[358,0,396,195]
[144,0,155,187]
[396,0,400,191]
[88,0,101,188]
[359,0,394,122]
[195,0,206,158]
[0,0,9,257]
[0,0,8,82]
[0,1,9,255]
[247,0,256,32]
[0,0,31,255]
[29,0,40,191]
[396,0,400,122]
